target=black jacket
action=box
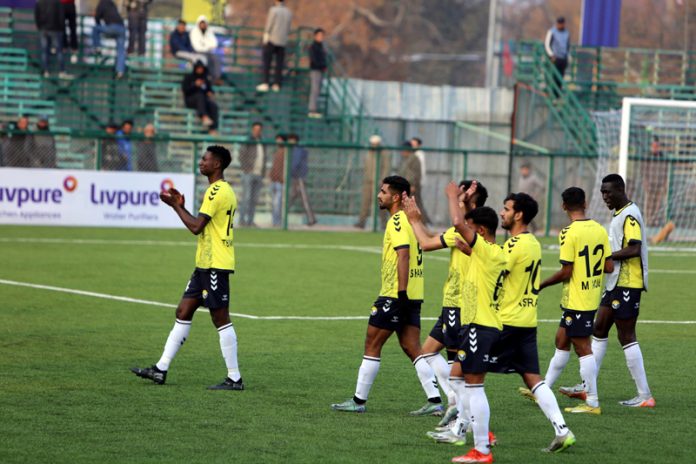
[181,66,214,98]
[95,0,124,25]
[309,41,327,71]
[35,0,65,31]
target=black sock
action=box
[353,396,367,405]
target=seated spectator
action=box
[170,19,207,66]
[137,123,159,172]
[35,0,69,79]
[3,116,32,167]
[101,122,127,170]
[182,61,218,134]
[116,119,134,171]
[33,117,57,168]
[92,0,126,79]
[189,16,222,82]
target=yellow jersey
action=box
[379,211,424,300]
[499,232,541,328]
[439,227,470,308]
[460,234,505,330]
[617,211,644,289]
[195,180,237,271]
[558,219,611,311]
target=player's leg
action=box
[568,334,600,412]
[543,325,571,388]
[423,315,456,409]
[592,298,616,371]
[427,359,468,445]
[523,372,575,452]
[616,308,654,406]
[398,323,444,415]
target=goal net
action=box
[589,98,696,246]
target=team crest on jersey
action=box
[202,290,209,300]
[442,323,447,333]
[611,299,620,310]
[371,306,378,316]
[565,316,572,326]
[457,350,466,361]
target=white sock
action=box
[544,349,570,388]
[623,342,651,397]
[424,353,454,404]
[446,362,456,405]
[218,323,241,381]
[449,377,469,435]
[468,384,491,455]
[355,356,380,401]
[413,355,442,401]
[592,336,608,372]
[532,381,569,437]
[156,319,191,371]
[579,354,599,407]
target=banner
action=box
[0,168,195,228]
[581,0,622,47]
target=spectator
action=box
[169,19,207,65]
[101,122,126,170]
[93,0,127,79]
[126,0,152,56]
[189,16,221,82]
[397,141,429,224]
[544,16,570,95]
[355,134,390,229]
[61,0,78,63]
[33,117,57,168]
[137,123,158,172]
[3,116,32,167]
[257,0,292,92]
[307,28,327,118]
[116,119,134,171]
[287,134,316,226]
[181,61,219,133]
[517,160,545,232]
[238,122,267,227]
[35,0,68,79]
[410,137,427,192]
[269,133,287,227]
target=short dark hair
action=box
[252,121,263,128]
[465,206,498,235]
[314,28,325,35]
[383,175,411,197]
[412,137,422,145]
[504,192,539,224]
[601,173,625,190]
[275,133,287,141]
[122,119,134,126]
[402,141,413,150]
[178,19,186,25]
[562,187,586,210]
[557,16,565,23]
[207,145,231,170]
[459,180,488,208]
[288,133,299,142]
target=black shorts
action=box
[456,324,500,374]
[559,309,596,338]
[488,326,539,375]
[182,268,231,310]
[429,307,462,349]
[368,296,422,331]
[601,287,642,320]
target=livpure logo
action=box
[0,175,77,208]
[90,178,176,210]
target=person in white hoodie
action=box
[190,15,221,81]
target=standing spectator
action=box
[3,116,32,167]
[307,28,327,117]
[61,0,78,63]
[116,119,134,171]
[189,16,221,82]
[287,134,317,226]
[397,141,429,224]
[126,0,152,56]
[181,61,219,133]
[256,0,292,92]
[410,137,426,193]
[137,123,159,172]
[101,122,126,170]
[238,122,267,227]
[544,16,570,96]
[169,19,207,65]
[33,117,57,168]
[93,0,127,79]
[518,160,545,232]
[35,0,68,79]
[269,133,287,227]
[355,134,390,229]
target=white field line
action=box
[1,278,695,325]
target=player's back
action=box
[499,232,541,328]
[460,234,506,330]
[196,180,237,272]
[559,219,610,311]
[440,226,470,308]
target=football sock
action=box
[156,319,191,371]
[592,336,608,372]
[413,355,442,402]
[450,377,469,435]
[623,342,651,397]
[532,381,569,437]
[217,323,241,382]
[354,356,380,402]
[468,384,491,455]
[423,352,454,405]
[544,349,570,388]
[579,354,599,407]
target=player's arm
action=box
[611,216,642,261]
[446,181,476,245]
[539,262,573,291]
[160,189,209,235]
[396,247,410,300]
[402,194,443,251]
